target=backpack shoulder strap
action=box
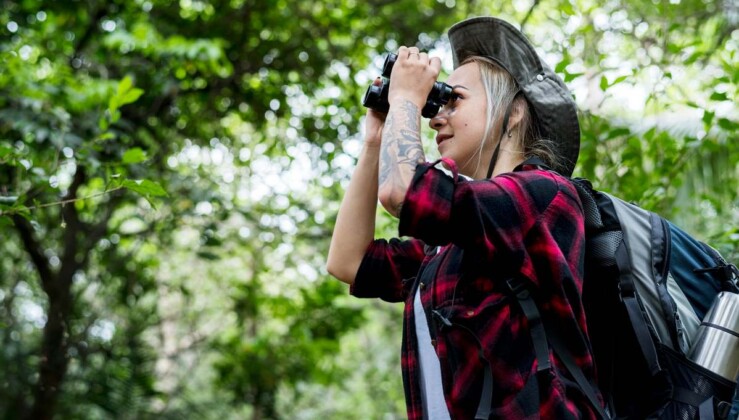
[514,156,551,172]
[581,189,665,375]
[506,277,610,419]
[612,237,662,375]
[544,316,611,420]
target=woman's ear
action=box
[505,97,525,135]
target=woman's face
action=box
[429,62,489,178]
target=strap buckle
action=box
[617,281,635,302]
[506,278,530,299]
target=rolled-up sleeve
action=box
[397,160,456,246]
[350,238,425,302]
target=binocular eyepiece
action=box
[362,53,454,118]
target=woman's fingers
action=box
[400,45,420,57]
[389,46,441,106]
[429,56,442,73]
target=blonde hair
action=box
[461,56,562,175]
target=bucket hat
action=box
[448,17,580,176]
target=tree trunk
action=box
[28,291,72,420]
[13,212,73,420]
[16,168,95,419]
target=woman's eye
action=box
[443,95,459,110]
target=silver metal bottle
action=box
[687,291,739,382]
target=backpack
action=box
[506,160,739,419]
[572,177,739,419]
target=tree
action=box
[0,0,735,418]
[0,0,466,418]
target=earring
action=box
[507,131,513,138]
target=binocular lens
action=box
[362,53,454,118]
[363,81,389,114]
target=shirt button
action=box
[431,339,437,348]
[419,283,426,290]
[536,74,544,81]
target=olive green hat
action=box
[448,16,580,176]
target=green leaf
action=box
[643,127,657,141]
[117,75,133,96]
[197,250,221,260]
[8,205,31,220]
[120,88,144,106]
[122,148,148,164]
[108,77,144,119]
[0,145,14,159]
[122,179,168,197]
[717,118,738,131]
[110,110,121,123]
[608,127,631,139]
[96,132,116,141]
[560,2,574,15]
[564,72,583,83]
[555,56,570,74]
[611,75,628,86]
[684,51,702,65]
[709,92,728,101]
[702,110,715,125]
[599,75,608,91]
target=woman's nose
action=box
[429,113,447,130]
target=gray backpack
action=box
[508,160,739,419]
[572,177,738,419]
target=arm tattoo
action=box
[379,100,426,204]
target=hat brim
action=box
[448,17,580,176]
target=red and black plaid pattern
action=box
[351,159,600,420]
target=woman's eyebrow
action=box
[451,84,469,91]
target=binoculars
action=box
[362,53,455,118]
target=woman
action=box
[327,17,602,419]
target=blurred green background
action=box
[0,0,736,418]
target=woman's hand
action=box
[387,46,442,109]
[364,81,387,148]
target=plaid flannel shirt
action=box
[351,159,601,419]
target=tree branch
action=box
[520,0,541,31]
[12,216,55,291]
[70,6,108,66]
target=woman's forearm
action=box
[378,100,426,217]
[326,143,381,284]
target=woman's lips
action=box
[436,134,452,145]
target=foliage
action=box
[0,0,735,419]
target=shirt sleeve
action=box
[398,158,563,263]
[350,238,426,303]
